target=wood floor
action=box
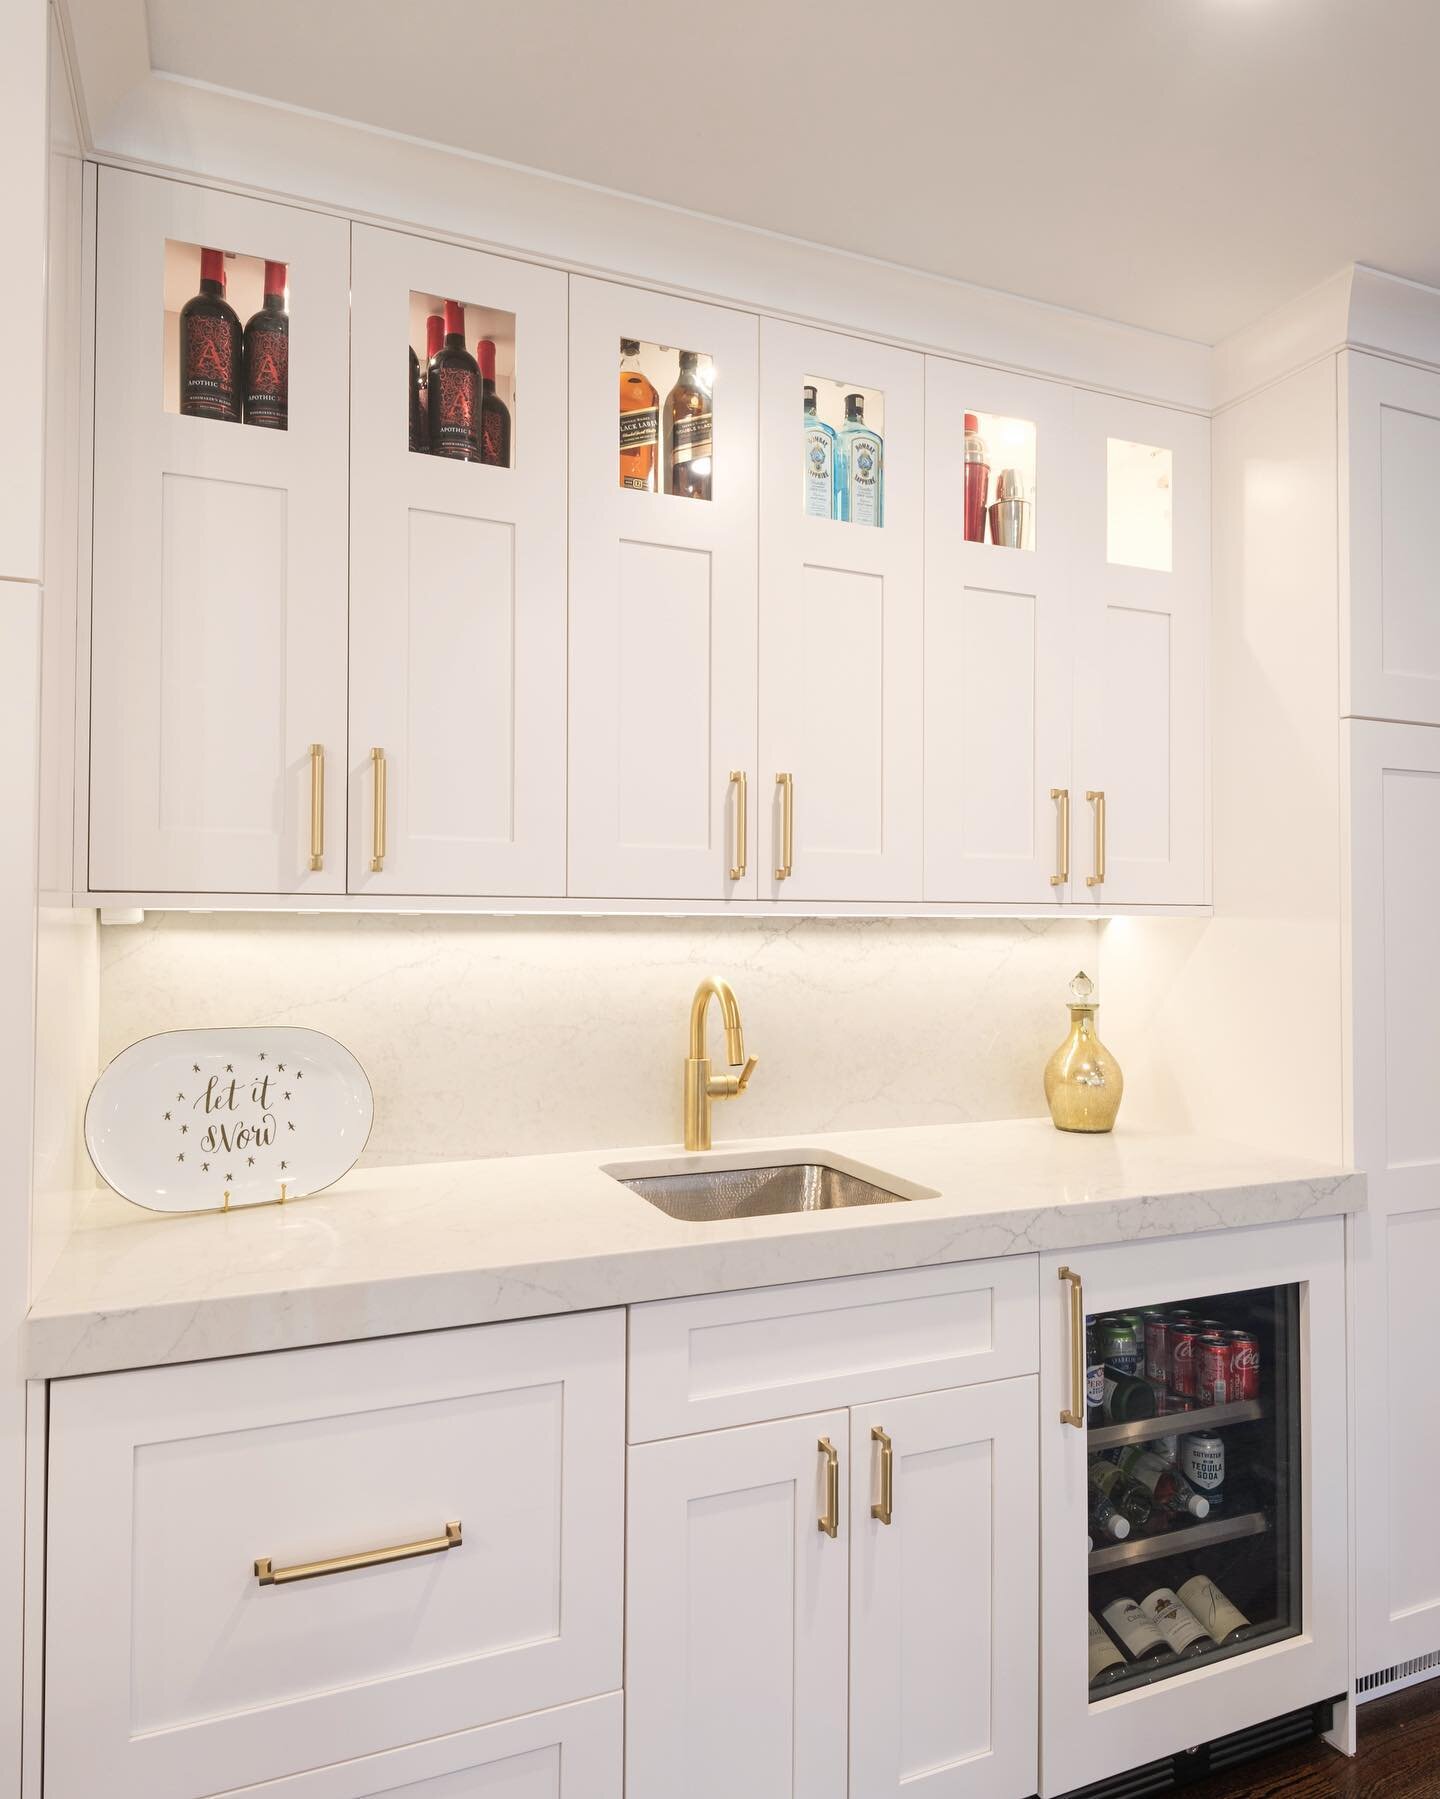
[1184,1681,1440,1797]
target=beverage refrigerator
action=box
[1038,1217,1349,1795]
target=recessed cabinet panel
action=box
[569,278,758,899]
[349,225,567,897]
[1099,603,1173,865]
[89,168,349,894]
[761,318,924,901]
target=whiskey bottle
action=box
[478,338,512,467]
[242,260,288,429]
[663,349,712,500]
[838,392,883,526]
[803,384,838,518]
[179,248,242,422]
[427,300,481,461]
[619,339,659,491]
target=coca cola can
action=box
[1197,1333,1234,1407]
[1191,1317,1226,1334]
[1170,1326,1203,1398]
[1143,1313,1171,1385]
[1224,1330,1261,1402]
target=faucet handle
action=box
[708,1055,759,1102]
[735,1055,758,1093]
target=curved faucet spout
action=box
[689,975,745,1066]
[684,976,758,1151]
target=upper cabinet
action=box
[1342,350,1440,727]
[89,169,350,895]
[349,225,567,897]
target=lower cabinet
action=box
[625,1377,1039,1799]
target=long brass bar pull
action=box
[871,1426,894,1525]
[371,747,388,872]
[1058,1267,1085,1428]
[1086,790,1106,888]
[729,770,747,881]
[1050,787,1070,888]
[308,744,325,872]
[775,772,794,880]
[817,1437,840,1538]
[255,1519,461,1587]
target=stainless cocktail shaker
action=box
[988,467,1029,548]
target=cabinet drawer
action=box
[628,1258,1038,1441]
[45,1311,624,1799]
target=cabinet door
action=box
[1072,394,1209,905]
[568,277,758,899]
[1037,1221,1347,1796]
[759,319,924,900]
[89,168,349,894]
[626,1410,848,1799]
[349,227,566,896]
[850,1379,1038,1798]
[925,362,1076,902]
[1349,720,1440,1679]
[1342,352,1440,725]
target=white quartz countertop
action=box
[26,1118,1363,1378]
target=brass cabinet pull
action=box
[371,747,388,872]
[775,772,794,880]
[1058,1266,1086,1428]
[255,1519,461,1587]
[729,770,747,881]
[308,744,325,872]
[871,1426,894,1526]
[1050,787,1070,887]
[1086,790,1106,887]
[817,1436,840,1538]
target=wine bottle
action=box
[242,260,288,429]
[408,346,423,451]
[427,300,481,461]
[179,248,242,422]
[1140,1587,1218,1659]
[478,338,512,467]
[1176,1575,1256,1647]
[1088,1614,1128,1689]
[1100,1598,1174,1668]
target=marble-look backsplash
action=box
[98,914,1100,1166]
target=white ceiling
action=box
[141,0,1440,344]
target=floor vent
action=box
[1357,1648,1440,1699]
[1053,1699,1335,1797]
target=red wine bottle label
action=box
[244,328,288,428]
[182,316,240,420]
[430,367,479,456]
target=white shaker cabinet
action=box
[88,168,350,895]
[567,277,759,899]
[348,227,567,897]
[1071,392,1209,905]
[759,319,925,901]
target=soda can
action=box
[1170,1326,1202,1398]
[1191,1317,1227,1335]
[1224,1329,1261,1402]
[1099,1317,1141,1377]
[1143,1313,1171,1385]
[1197,1333,1234,1407]
[1181,1431,1225,1507]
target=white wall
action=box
[96,913,1099,1165]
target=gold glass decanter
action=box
[1043,971,1123,1133]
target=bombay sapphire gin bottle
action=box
[802,384,838,518]
[838,391,884,526]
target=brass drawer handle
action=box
[818,1436,839,1538]
[1059,1266,1085,1428]
[308,743,325,871]
[371,747,388,872]
[871,1426,894,1526]
[729,769,747,880]
[1050,787,1069,887]
[255,1519,462,1587]
[775,772,794,880]
[1086,790,1106,887]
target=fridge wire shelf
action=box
[1088,1508,1267,1574]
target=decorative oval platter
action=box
[84,1027,373,1213]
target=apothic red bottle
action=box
[243,260,288,429]
[427,300,480,460]
[179,248,242,421]
[478,338,512,467]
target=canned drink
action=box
[1224,1330,1261,1402]
[1170,1326,1202,1398]
[1197,1333,1234,1407]
[1100,1317,1142,1378]
[1181,1431,1225,1507]
[1191,1317,1226,1334]
[1143,1313,1171,1385]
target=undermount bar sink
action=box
[618,1161,911,1222]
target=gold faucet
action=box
[684,976,759,1151]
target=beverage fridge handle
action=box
[1058,1266,1085,1428]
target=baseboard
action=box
[1357,1650,1440,1703]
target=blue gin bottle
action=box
[802,383,838,518]
[838,391,883,526]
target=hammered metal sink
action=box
[617,1161,910,1222]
